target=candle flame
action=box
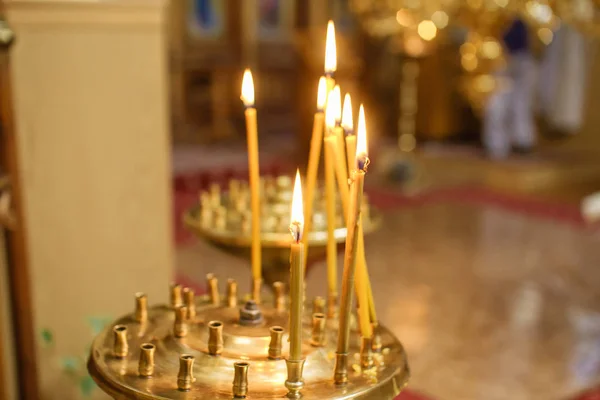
[356,105,368,165]
[317,76,327,111]
[241,69,255,107]
[341,93,353,133]
[290,170,304,241]
[325,91,337,130]
[325,20,337,74]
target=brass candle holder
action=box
[88,283,409,399]
[183,175,381,285]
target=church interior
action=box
[2,1,600,399]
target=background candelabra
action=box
[183,175,380,286]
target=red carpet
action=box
[570,387,600,400]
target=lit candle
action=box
[323,92,339,307]
[324,20,337,93]
[342,101,377,338]
[241,69,262,299]
[331,86,349,204]
[302,77,327,266]
[289,170,305,361]
[334,104,370,385]
[342,94,356,173]
[330,102,371,338]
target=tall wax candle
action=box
[303,77,327,266]
[344,101,377,331]
[324,93,338,302]
[329,101,371,338]
[342,94,356,175]
[326,86,349,218]
[333,115,369,384]
[241,70,262,294]
[331,86,348,186]
[289,171,305,361]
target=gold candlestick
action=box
[334,105,370,385]
[241,69,262,295]
[303,77,327,267]
[286,171,306,398]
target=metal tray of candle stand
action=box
[183,175,382,284]
[87,290,410,399]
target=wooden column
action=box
[0,13,39,400]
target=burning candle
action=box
[303,77,327,265]
[289,170,305,361]
[324,20,337,93]
[342,94,355,173]
[324,91,340,307]
[334,104,370,385]
[241,69,262,298]
[331,86,349,207]
[344,102,375,337]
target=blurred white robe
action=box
[538,25,589,134]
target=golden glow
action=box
[291,170,304,227]
[481,38,501,59]
[356,105,368,160]
[461,53,478,72]
[460,42,476,56]
[317,76,327,110]
[341,93,353,132]
[404,34,426,57]
[538,27,553,45]
[418,20,437,41]
[325,91,337,130]
[331,85,342,123]
[241,69,255,107]
[396,9,415,27]
[474,74,495,93]
[526,1,554,24]
[431,11,449,29]
[325,20,337,74]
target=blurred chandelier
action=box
[349,0,600,112]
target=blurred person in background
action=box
[538,23,589,137]
[483,18,537,159]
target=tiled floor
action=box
[174,143,600,400]
[177,199,600,400]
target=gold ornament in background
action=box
[454,0,513,111]
[554,0,600,37]
[458,31,509,112]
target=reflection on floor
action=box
[174,143,600,400]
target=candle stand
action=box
[87,285,409,399]
[183,175,381,286]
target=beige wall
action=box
[5,1,173,398]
